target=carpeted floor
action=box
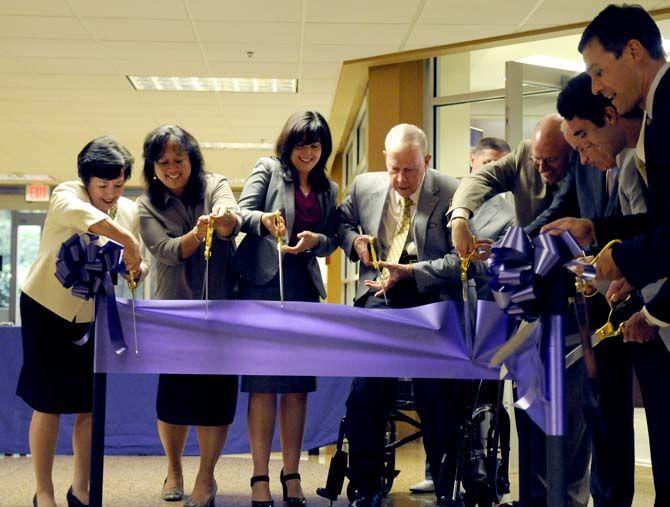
[0,439,657,506]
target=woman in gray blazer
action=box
[138,125,240,507]
[235,111,338,507]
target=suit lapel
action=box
[414,171,439,260]
[370,178,390,238]
[281,168,295,240]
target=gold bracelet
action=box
[192,227,205,243]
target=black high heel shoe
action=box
[66,486,89,507]
[280,469,306,506]
[33,494,38,507]
[250,475,274,507]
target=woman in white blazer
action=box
[16,136,146,507]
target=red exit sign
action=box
[25,184,51,202]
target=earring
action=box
[153,174,157,180]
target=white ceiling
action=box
[1,0,669,188]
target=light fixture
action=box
[127,76,297,93]
[0,173,55,182]
[200,142,274,150]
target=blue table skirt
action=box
[0,327,349,455]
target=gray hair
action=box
[384,123,428,155]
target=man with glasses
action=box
[447,114,591,507]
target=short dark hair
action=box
[473,137,511,155]
[142,125,206,209]
[275,111,333,192]
[579,4,664,60]
[557,73,611,127]
[77,136,133,185]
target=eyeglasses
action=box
[530,155,562,166]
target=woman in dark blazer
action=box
[235,111,338,507]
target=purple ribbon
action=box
[488,226,582,321]
[94,299,512,379]
[55,233,127,354]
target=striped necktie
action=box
[382,196,412,278]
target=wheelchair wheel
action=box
[381,419,397,496]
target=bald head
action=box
[384,123,428,155]
[531,114,572,185]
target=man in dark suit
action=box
[556,68,670,507]
[545,5,670,505]
[337,124,485,507]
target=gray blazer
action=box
[235,157,339,299]
[338,168,469,302]
[470,193,515,242]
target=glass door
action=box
[10,211,46,325]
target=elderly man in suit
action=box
[337,124,486,507]
[553,63,670,507]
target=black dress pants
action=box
[345,283,471,498]
[590,336,670,507]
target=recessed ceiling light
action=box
[200,142,274,150]
[127,76,297,93]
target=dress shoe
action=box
[183,479,217,507]
[409,479,435,494]
[280,469,306,506]
[66,486,89,507]
[348,493,382,507]
[250,475,274,507]
[162,476,185,502]
[435,496,464,507]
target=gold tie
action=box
[382,197,412,278]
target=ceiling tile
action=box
[195,21,300,44]
[203,43,300,62]
[0,0,71,16]
[67,0,187,19]
[305,23,408,46]
[100,41,203,60]
[299,78,335,94]
[306,0,422,23]
[207,61,299,78]
[419,0,537,25]
[114,59,210,76]
[84,18,196,42]
[0,38,103,58]
[302,44,395,63]
[187,0,302,22]
[406,24,518,48]
[0,15,89,39]
[0,56,114,75]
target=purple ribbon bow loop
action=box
[55,233,128,354]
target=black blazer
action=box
[593,69,670,321]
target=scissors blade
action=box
[565,333,606,369]
[130,294,139,358]
[278,241,285,307]
[204,260,209,319]
[375,266,389,306]
[489,320,540,367]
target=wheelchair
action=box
[316,379,511,507]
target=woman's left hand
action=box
[283,231,320,254]
[211,206,238,238]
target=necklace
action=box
[108,203,118,220]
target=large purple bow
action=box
[55,233,128,354]
[487,226,583,321]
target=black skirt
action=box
[156,373,238,426]
[239,253,318,394]
[16,292,93,414]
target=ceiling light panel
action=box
[127,76,297,93]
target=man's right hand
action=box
[353,235,373,267]
[541,217,595,247]
[451,217,475,258]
